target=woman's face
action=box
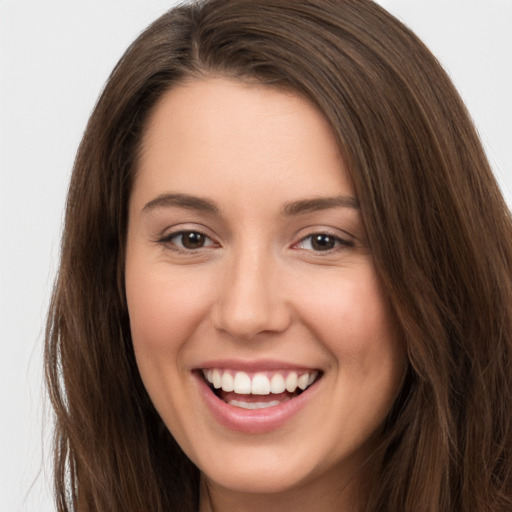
[125,78,405,501]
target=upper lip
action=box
[195,359,321,372]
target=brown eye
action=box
[311,234,336,251]
[180,231,207,249]
[295,232,353,252]
[160,230,216,251]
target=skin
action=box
[125,77,406,512]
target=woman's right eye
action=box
[159,230,216,251]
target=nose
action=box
[212,245,292,340]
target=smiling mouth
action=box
[201,368,321,410]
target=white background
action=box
[0,1,510,510]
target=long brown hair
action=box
[45,0,512,510]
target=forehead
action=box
[133,77,354,212]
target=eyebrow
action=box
[142,192,359,216]
[281,196,360,215]
[143,193,220,214]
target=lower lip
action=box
[195,373,320,434]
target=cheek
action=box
[297,265,396,358]
[125,260,215,360]
[124,259,217,438]
[301,266,404,434]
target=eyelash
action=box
[293,232,354,253]
[158,230,353,254]
[157,230,217,253]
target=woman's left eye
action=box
[295,233,353,252]
[160,230,216,250]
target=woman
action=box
[45,0,512,510]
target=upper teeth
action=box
[202,369,319,395]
